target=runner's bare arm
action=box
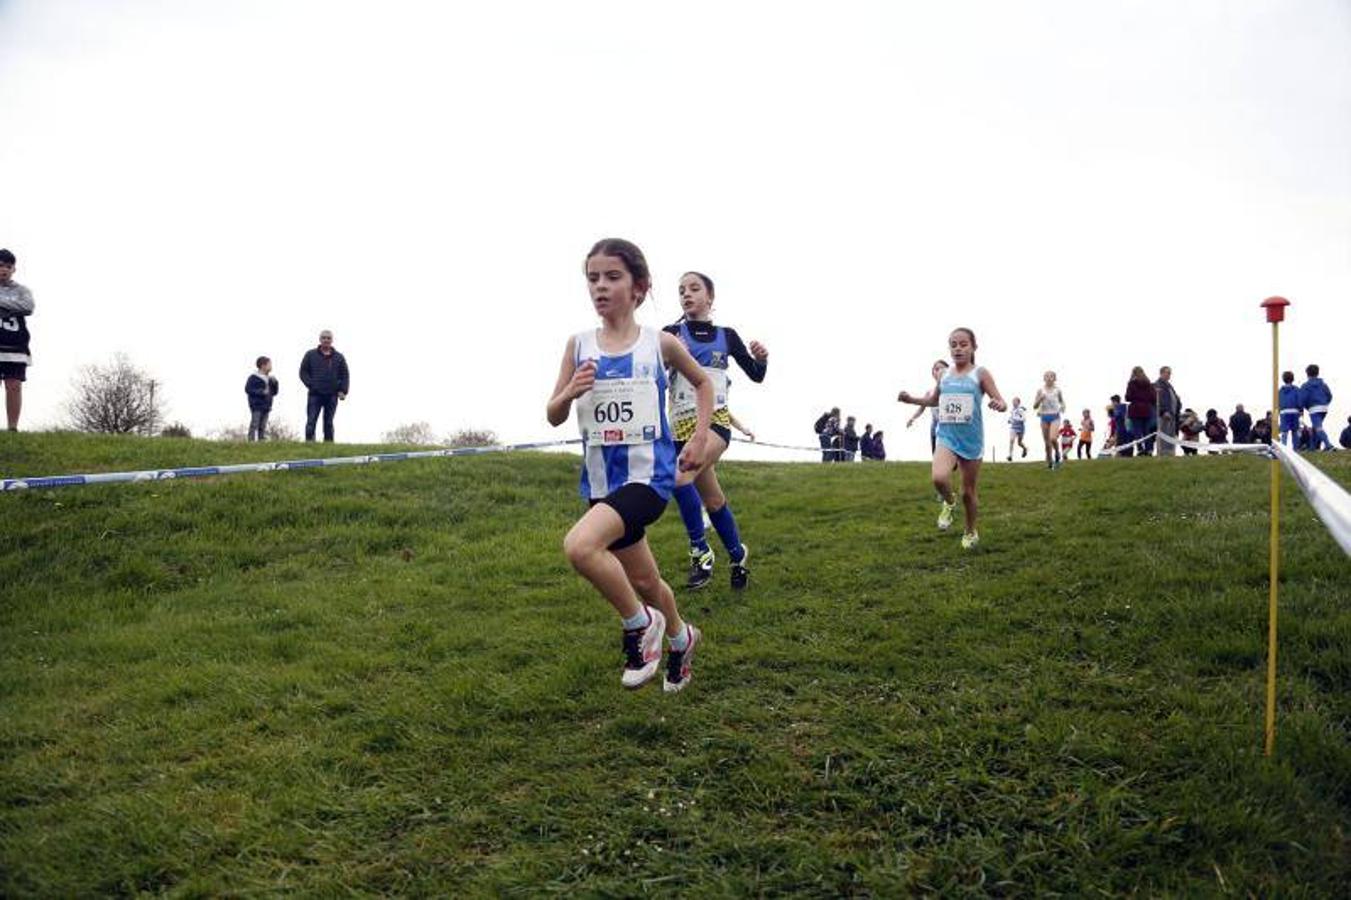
[547,337,593,426]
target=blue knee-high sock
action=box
[673,483,710,553]
[707,503,745,562]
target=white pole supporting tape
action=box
[1269,442,1351,558]
[0,439,582,492]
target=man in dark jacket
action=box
[1339,416,1351,450]
[1228,404,1253,444]
[299,329,350,442]
[1154,366,1181,456]
[842,416,860,462]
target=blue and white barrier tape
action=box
[1269,441,1351,557]
[1,439,582,492]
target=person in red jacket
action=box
[1124,366,1157,455]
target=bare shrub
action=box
[67,354,164,435]
[160,422,192,438]
[383,421,439,445]
[445,428,499,449]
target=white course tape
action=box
[1270,442,1351,558]
[1099,430,1160,456]
[733,437,848,455]
[0,438,582,492]
[1154,432,1273,457]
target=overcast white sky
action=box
[2,0,1348,462]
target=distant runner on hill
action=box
[1032,371,1066,470]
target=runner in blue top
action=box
[899,327,1008,549]
[663,271,769,591]
[547,238,714,693]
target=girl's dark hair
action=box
[950,327,977,348]
[587,238,651,306]
[682,271,714,297]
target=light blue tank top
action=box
[935,366,985,460]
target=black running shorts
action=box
[674,424,732,458]
[0,362,27,382]
[590,483,668,550]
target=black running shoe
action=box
[663,624,702,693]
[686,547,714,590]
[729,545,749,590]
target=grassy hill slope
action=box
[2,433,1349,896]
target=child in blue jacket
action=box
[245,356,280,441]
[1300,364,1334,451]
[1277,371,1303,447]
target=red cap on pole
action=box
[1260,296,1290,323]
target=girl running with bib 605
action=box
[547,239,714,693]
[664,271,768,591]
[898,327,1007,549]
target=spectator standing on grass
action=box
[1229,404,1252,444]
[1252,412,1273,445]
[870,430,887,461]
[0,249,35,432]
[245,355,280,441]
[1339,416,1351,449]
[1300,364,1334,451]
[1203,409,1228,447]
[842,416,860,462]
[814,407,839,462]
[299,329,349,442]
[1103,403,1119,451]
[860,424,875,459]
[1110,394,1130,456]
[1154,365,1181,456]
[1125,366,1157,455]
[1178,408,1203,455]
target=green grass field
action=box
[2,433,1348,897]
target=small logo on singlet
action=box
[604,429,624,442]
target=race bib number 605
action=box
[579,378,661,445]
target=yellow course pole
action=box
[1260,296,1289,757]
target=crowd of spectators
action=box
[1101,363,1335,456]
[813,408,886,462]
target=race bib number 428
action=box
[937,393,974,425]
[579,378,661,445]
